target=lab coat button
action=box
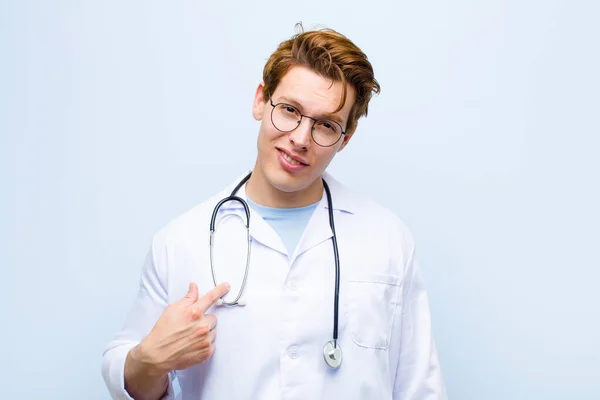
[288,281,298,291]
[287,345,299,359]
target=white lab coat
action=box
[102,172,447,400]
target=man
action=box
[102,25,447,399]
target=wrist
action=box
[128,342,167,378]
[124,344,169,400]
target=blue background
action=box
[1,0,599,398]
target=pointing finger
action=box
[195,283,231,314]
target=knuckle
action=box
[207,344,216,357]
[188,308,201,321]
[196,324,210,338]
[197,330,214,348]
[204,314,216,328]
[205,330,215,343]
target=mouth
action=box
[277,148,309,166]
[276,148,309,172]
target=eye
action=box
[322,120,338,132]
[282,105,297,114]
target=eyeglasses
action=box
[269,98,347,147]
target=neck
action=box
[245,163,323,209]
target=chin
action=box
[266,171,304,193]
[263,165,313,194]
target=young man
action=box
[102,26,447,399]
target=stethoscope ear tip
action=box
[237,299,248,306]
[215,298,224,306]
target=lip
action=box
[277,148,309,172]
[276,148,309,165]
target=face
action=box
[252,65,356,196]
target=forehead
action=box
[273,65,356,119]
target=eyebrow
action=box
[277,95,346,126]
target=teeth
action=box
[282,152,301,165]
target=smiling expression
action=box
[248,65,356,207]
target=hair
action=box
[262,23,381,135]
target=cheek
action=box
[314,148,338,166]
[262,124,289,145]
[257,124,282,154]
[257,121,274,140]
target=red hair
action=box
[262,24,380,135]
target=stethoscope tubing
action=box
[210,171,341,347]
[209,174,253,306]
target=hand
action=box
[131,282,231,376]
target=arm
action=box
[102,236,229,400]
[101,238,175,400]
[393,247,447,400]
[123,345,170,400]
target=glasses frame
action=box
[269,98,347,147]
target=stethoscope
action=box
[209,171,343,369]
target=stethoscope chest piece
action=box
[323,341,342,369]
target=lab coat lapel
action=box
[248,208,287,255]
[215,181,287,255]
[293,197,333,260]
[216,171,355,258]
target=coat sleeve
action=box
[393,246,447,399]
[101,236,177,400]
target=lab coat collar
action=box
[213,170,358,257]
[216,170,358,215]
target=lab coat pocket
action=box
[346,273,403,349]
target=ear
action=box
[337,131,354,152]
[252,83,266,121]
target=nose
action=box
[288,118,312,150]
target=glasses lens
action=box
[312,120,343,146]
[272,104,301,132]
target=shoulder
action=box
[327,173,417,279]
[324,174,415,264]
[325,172,415,248]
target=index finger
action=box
[195,283,231,314]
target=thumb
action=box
[181,282,199,304]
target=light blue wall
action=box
[1,1,599,398]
